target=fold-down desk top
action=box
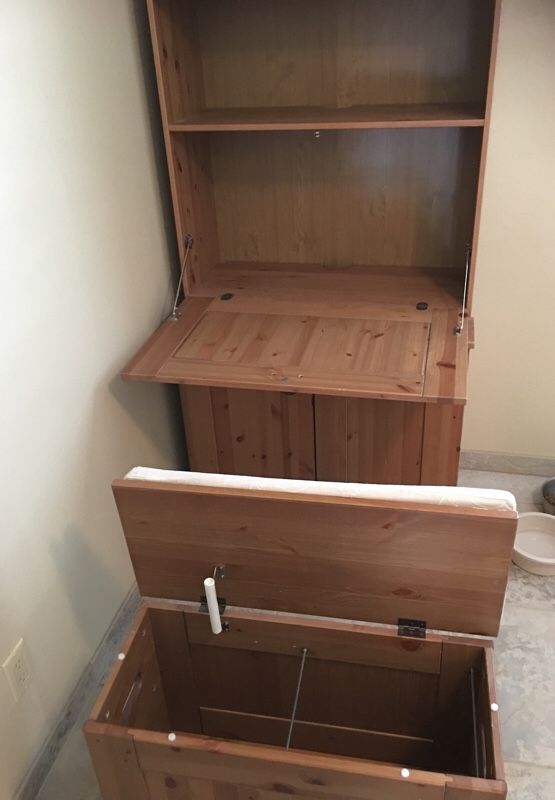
[123,264,470,404]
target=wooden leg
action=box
[421,404,464,486]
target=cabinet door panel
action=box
[315,397,424,485]
[180,387,315,479]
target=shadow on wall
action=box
[49,525,123,655]
[109,374,187,469]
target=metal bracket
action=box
[398,618,427,639]
[199,595,227,614]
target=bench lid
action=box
[112,468,517,637]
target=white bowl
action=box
[513,512,555,576]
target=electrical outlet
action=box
[2,639,32,702]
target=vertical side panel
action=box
[84,723,149,800]
[150,608,203,733]
[467,0,503,313]
[180,385,220,472]
[421,404,464,486]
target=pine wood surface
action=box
[112,477,517,637]
[122,265,469,403]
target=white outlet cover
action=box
[2,638,32,702]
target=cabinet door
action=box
[180,386,316,479]
[315,397,425,485]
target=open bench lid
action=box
[113,468,517,638]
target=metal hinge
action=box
[199,595,227,615]
[398,618,427,639]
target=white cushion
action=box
[124,467,517,513]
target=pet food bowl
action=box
[513,512,555,576]
[541,478,555,515]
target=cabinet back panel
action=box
[189,644,438,740]
[194,0,494,110]
[210,129,482,269]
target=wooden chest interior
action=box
[86,602,507,799]
[85,472,516,798]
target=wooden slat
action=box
[315,397,425,484]
[170,103,485,132]
[421,404,465,486]
[180,385,220,472]
[113,479,517,636]
[133,732,446,800]
[467,0,503,314]
[184,610,442,674]
[480,648,504,781]
[200,708,435,769]
[84,722,150,800]
[149,608,202,734]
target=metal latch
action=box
[398,618,427,639]
[199,595,227,614]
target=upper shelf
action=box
[169,103,486,133]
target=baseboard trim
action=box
[460,450,555,478]
[16,584,140,800]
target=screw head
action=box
[220,292,234,301]
[491,702,499,712]
[117,653,125,661]
[401,768,410,779]
[168,733,177,742]
[416,301,428,311]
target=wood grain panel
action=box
[149,608,202,734]
[315,397,425,484]
[200,708,435,769]
[84,723,150,800]
[189,645,438,738]
[113,479,517,635]
[180,387,316,479]
[90,608,168,731]
[134,733,446,800]
[184,610,442,674]
[210,128,482,271]
[195,0,494,109]
[421,404,465,486]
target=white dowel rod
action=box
[204,577,222,635]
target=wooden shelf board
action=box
[169,104,485,133]
[122,263,468,403]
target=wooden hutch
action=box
[124,0,501,485]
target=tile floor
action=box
[35,470,555,800]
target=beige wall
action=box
[0,2,182,797]
[463,0,555,460]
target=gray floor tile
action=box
[495,604,555,768]
[505,564,555,611]
[36,726,100,800]
[458,470,545,508]
[505,761,555,799]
